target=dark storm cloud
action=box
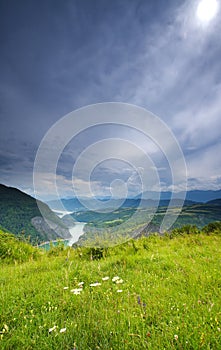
[0,0,221,197]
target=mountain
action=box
[206,198,221,206]
[185,190,221,202]
[48,197,85,211]
[135,189,221,202]
[175,200,221,227]
[47,197,196,212]
[0,184,70,244]
[69,198,221,246]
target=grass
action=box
[0,230,221,349]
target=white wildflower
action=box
[90,282,101,287]
[78,282,84,286]
[70,288,82,294]
[174,334,178,340]
[49,325,57,333]
[4,324,9,332]
[112,276,120,282]
[115,279,123,284]
[63,287,69,290]
[60,328,66,333]
[117,289,123,293]
[102,276,109,281]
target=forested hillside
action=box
[0,184,70,244]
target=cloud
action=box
[0,0,221,197]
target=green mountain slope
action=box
[66,200,221,246]
[0,184,70,244]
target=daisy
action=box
[115,279,123,284]
[49,325,57,333]
[60,328,66,333]
[112,276,120,282]
[102,276,109,281]
[90,282,101,287]
[70,288,82,294]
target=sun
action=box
[196,0,219,23]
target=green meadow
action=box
[1,227,221,349]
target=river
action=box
[38,223,86,250]
[52,208,86,245]
[68,222,86,246]
[38,208,86,249]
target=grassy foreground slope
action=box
[1,230,221,349]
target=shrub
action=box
[170,224,200,237]
[202,221,221,234]
[0,230,40,264]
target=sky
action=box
[0,0,221,200]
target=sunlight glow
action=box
[196,0,219,23]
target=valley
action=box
[59,199,221,247]
[1,183,221,247]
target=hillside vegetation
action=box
[0,184,70,244]
[70,201,221,246]
[0,229,41,264]
[1,224,221,349]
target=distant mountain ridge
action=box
[135,189,221,202]
[0,184,70,244]
[47,197,196,212]
[206,198,221,206]
[62,197,221,246]
[47,189,221,212]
